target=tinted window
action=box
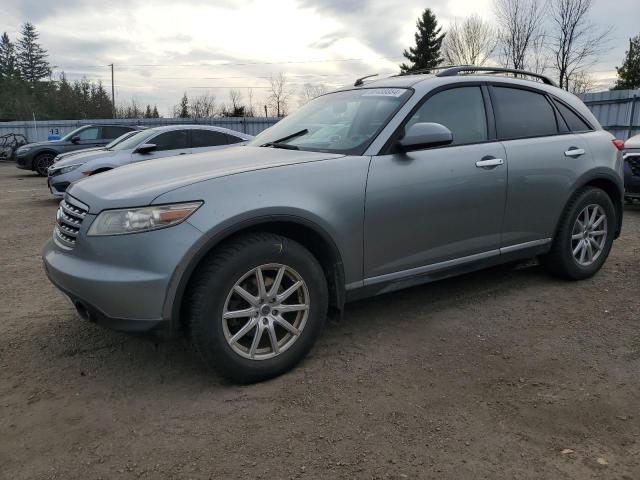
[553,99,591,132]
[492,87,557,139]
[77,127,99,140]
[191,129,229,148]
[227,134,244,144]
[150,130,189,151]
[407,87,487,145]
[101,126,133,139]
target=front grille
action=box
[627,155,640,177]
[54,196,88,249]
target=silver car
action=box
[43,66,624,383]
[47,125,253,196]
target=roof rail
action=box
[435,66,556,86]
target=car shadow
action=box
[24,259,549,393]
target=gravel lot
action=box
[0,162,639,479]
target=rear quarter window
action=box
[552,99,592,132]
[492,86,558,140]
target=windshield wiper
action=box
[260,129,308,150]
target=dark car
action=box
[16,124,140,176]
[623,133,640,202]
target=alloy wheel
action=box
[222,263,310,360]
[571,204,608,266]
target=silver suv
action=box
[43,66,625,383]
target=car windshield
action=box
[60,126,87,141]
[105,130,140,149]
[108,130,155,151]
[248,88,412,155]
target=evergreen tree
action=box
[144,104,153,118]
[399,9,445,73]
[16,22,50,83]
[152,105,160,118]
[0,32,18,80]
[613,34,640,90]
[177,92,189,118]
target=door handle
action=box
[475,158,504,168]
[565,147,585,158]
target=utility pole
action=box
[264,105,268,118]
[109,64,115,118]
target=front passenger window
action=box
[407,87,487,146]
[77,127,99,140]
[150,130,189,151]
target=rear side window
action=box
[553,99,592,132]
[492,87,558,140]
[227,134,244,144]
[101,126,133,139]
[150,130,190,151]
[407,86,488,146]
[191,129,229,148]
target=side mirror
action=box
[70,135,80,144]
[397,122,453,151]
[136,143,157,154]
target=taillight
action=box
[612,139,625,151]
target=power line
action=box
[52,56,404,70]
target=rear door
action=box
[364,85,508,280]
[130,129,191,163]
[190,129,230,154]
[490,85,595,248]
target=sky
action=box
[2,0,639,116]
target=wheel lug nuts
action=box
[262,317,268,325]
[273,310,278,315]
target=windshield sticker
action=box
[362,88,405,97]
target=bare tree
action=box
[117,98,143,118]
[568,71,597,94]
[220,89,246,117]
[189,93,216,118]
[494,0,546,70]
[245,88,255,117]
[442,15,497,66]
[548,0,610,90]
[267,72,295,117]
[299,83,328,107]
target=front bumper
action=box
[623,153,640,198]
[42,217,204,333]
[48,167,84,197]
[15,152,34,170]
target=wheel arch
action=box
[561,169,624,239]
[166,216,346,331]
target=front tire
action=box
[187,233,328,383]
[34,153,55,176]
[541,187,615,280]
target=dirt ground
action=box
[0,161,638,480]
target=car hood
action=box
[54,149,121,168]
[56,147,106,161]
[625,134,640,150]
[22,139,69,149]
[67,146,345,213]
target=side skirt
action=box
[346,239,551,302]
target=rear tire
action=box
[540,187,615,280]
[34,153,55,176]
[187,233,328,383]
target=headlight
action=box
[87,202,203,236]
[16,146,32,153]
[50,163,81,175]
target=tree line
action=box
[0,23,161,121]
[399,0,640,93]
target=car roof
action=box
[141,124,252,138]
[336,71,599,130]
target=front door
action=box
[364,85,508,281]
[131,129,191,163]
